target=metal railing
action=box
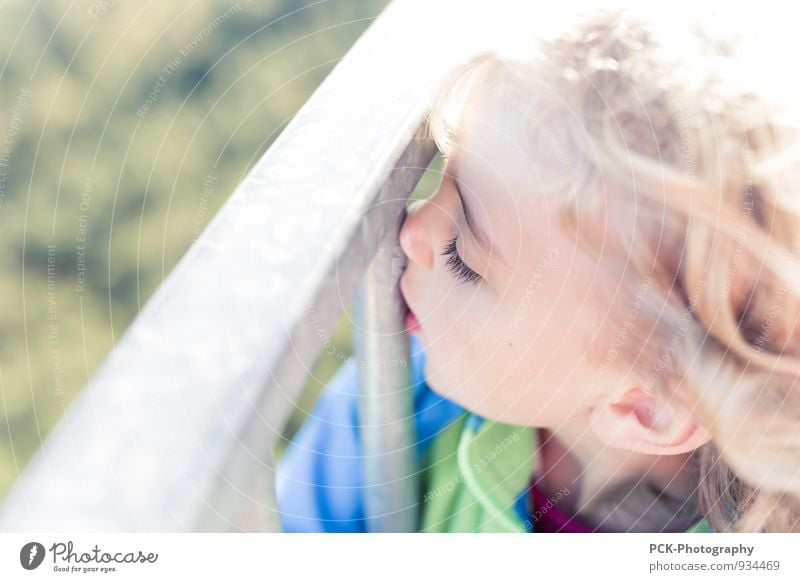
[0,0,519,532]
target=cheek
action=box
[417,247,603,425]
[423,275,486,334]
[415,287,506,397]
[481,258,603,423]
[422,299,541,419]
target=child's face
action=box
[399,104,624,427]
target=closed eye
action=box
[441,237,481,285]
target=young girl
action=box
[276,8,800,532]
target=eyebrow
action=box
[447,154,508,267]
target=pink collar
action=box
[529,476,593,533]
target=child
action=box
[276,8,800,532]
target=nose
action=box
[399,198,435,269]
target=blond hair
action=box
[428,9,800,531]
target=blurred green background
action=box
[0,0,444,500]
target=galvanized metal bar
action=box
[351,179,431,531]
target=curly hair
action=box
[427,8,800,531]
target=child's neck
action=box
[536,418,701,532]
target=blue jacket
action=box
[276,335,466,532]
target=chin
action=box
[420,362,459,398]
[422,367,479,410]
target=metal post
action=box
[352,207,419,532]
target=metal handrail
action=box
[353,203,429,533]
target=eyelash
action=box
[441,237,481,285]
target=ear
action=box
[588,386,712,455]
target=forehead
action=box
[456,83,573,192]
[452,98,564,267]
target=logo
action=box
[20,542,45,570]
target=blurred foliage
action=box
[0,0,399,499]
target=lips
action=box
[404,310,421,333]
